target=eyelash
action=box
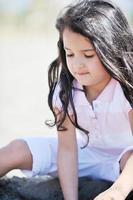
[66,54,94,58]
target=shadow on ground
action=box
[0,176,133,200]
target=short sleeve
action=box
[124,99,132,114]
[52,82,73,115]
[52,82,62,111]
[119,85,132,115]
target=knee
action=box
[6,139,32,170]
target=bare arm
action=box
[55,108,78,200]
[110,109,133,197]
[94,109,133,200]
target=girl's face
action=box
[63,28,111,90]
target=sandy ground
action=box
[0,31,58,177]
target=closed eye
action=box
[84,55,94,58]
[66,54,94,58]
[66,54,73,57]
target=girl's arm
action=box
[55,108,78,200]
[110,109,133,197]
[94,109,133,200]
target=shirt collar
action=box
[72,78,118,105]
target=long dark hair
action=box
[46,0,133,144]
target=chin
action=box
[77,79,93,86]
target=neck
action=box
[85,76,111,103]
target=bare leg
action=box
[0,139,32,177]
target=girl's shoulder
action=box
[114,79,132,114]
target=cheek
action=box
[66,59,73,72]
[89,59,106,74]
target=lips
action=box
[76,72,89,75]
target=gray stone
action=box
[0,176,133,200]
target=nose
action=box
[73,58,85,70]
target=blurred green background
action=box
[0,0,132,33]
[0,0,133,177]
[0,0,133,34]
[0,0,65,33]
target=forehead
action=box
[63,28,94,50]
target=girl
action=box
[0,0,133,199]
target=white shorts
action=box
[20,135,133,182]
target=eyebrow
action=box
[64,47,95,52]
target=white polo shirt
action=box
[53,78,133,154]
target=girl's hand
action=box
[94,186,126,200]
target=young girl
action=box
[0,0,133,199]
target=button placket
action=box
[89,104,97,119]
[85,100,102,145]
[89,103,101,142]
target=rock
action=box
[0,176,133,200]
